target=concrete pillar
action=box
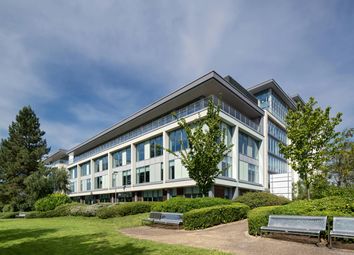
[162,131,169,183]
[232,187,239,200]
[108,152,113,188]
[131,144,136,186]
[208,185,215,197]
[232,125,239,180]
[90,159,95,190]
[77,164,81,192]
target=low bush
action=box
[0,212,17,219]
[234,192,290,209]
[97,202,156,219]
[2,204,14,213]
[183,203,250,230]
[248,196,354,236]
[152,197,232,213]
[27,203,112,218]
[34,193,71,212]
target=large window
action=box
[268,136,285,159]
[94,155,108,172]
[270,93,288,123]
[112,147,131,168]
[239,132,259,159]
[70,181,77,192]
[143,190,163,201]
[169,160,175,180]
[255,90,271,109]
[136,143,145,161]
[169,128,188,152]
[123,170,131,186]
[268,121,287,144]
[95,176,103,189]
[80,179,91,191]
[268,155,288,174]
[69,167,77,179]
[136,166,150,184]
[239,160,259,183]
[80,162,90,176]
[184,186,202,198]
[220,155,232,177]
[150,136,163,158]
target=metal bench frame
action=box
[143,212,183,228]
[329,216,354,248]
[261,215,328,244]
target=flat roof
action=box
[68,71,264,155]
[44,149,68,164]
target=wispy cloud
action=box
[0,0,353,151]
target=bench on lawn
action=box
[261,215,327,244]
[142,212,183,228]
[15,212,26,218]
[329,216,354,248]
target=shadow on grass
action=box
[0,228,57,243]
[0,232,151,255]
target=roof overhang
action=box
[44,149,68,164]
[68,71,264,156]
[248,79,297,110]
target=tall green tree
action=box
[0,106,50,210]
[169,98,232,196]
[24,166,69,209]
[280,97,342,199]
[327,128,354,187]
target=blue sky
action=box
[0,0,353,153]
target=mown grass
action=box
[0,213,228,255]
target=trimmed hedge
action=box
[183,202,250,230]
[235,192,290,209]
[152,197,232,213]
[248,196,354,236]
[34,193,71,212]
[97,202,157,219]
[27,203,111,218]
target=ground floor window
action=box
[80,179,91,191]
[184,186,202,198]
[143,190,163,201]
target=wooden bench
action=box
[261,215,327,244]
[143,212,183,228]
[329,216,354,248]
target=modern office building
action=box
[58,71,302,203]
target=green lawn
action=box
[0,214,228,255]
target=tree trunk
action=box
[306,184,311,200]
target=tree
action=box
[168,98,232,196]
[280,97,342,199]
[24,166,69,209]
[0,106,50,210]
[327,128,354,187]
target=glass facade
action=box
[255,89,288,123]
[94,155,108,172]
[70,181,77,192]
[123,170,131,186]
[169,160,175,180]
[268,120,288,174]
[184,186,202,198]
[136,143,145,161]
[80,179,91,191]
[95,176,103,189]
[112,146,131,167]
[80,162,90,176]
[239,132,259,159]
[150,136,163,158]
[239,160,259,183]
[143,190,163,201]
[69,167,77,179]
[136,166,150,184]
[169,128,188,152]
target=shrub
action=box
[183,203,250,230]
[247,196,354,236]
[235,192,290,209]
[247,206,281,235]
[0,212,17,219]
[97,202,156,219]
[34,193,71,212]
[152,197,232,213]
[27,203,112,218]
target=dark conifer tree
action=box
[0,106,50,210]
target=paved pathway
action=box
[120,220,354,255]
